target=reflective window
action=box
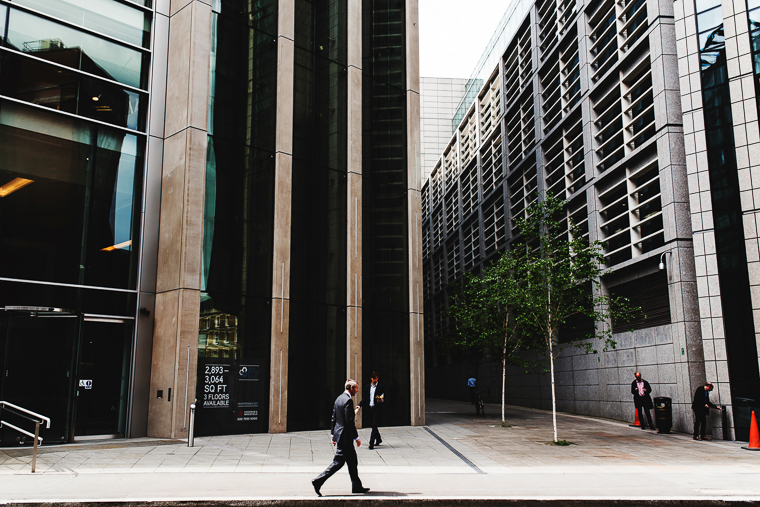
[697,7,723,33]
[12,0,151,48]
[0,51,147,130]
[5,9,148,89]
[0,100,144,289]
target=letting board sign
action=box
[202,364,230,408]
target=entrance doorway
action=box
[0,307,132,444]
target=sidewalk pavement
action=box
[1,398,759,504]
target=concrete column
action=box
[148,0,211,439]
[407,0,425,426]
[269,0,295,433]
[347,0,363,420]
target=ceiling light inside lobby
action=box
[0,178,34,197]
[101,240,132,251]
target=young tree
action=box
[511,194,635,443]
[444,251,530,425]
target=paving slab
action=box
[0,399,758,504]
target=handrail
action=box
[0,401,51,428]
[0,401,51,473]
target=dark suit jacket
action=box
[331,391,358,443]
[359,382,385,412]
[631,379,653,409]
[691,386,718,414]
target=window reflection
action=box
[6,9,147,89]
[0,100,143,289]
[0,51,146,130]
[12,0,151,48]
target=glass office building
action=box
[0,0,423,444]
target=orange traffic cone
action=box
[742,411,760,451]
[629,408,641,427]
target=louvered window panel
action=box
[620,0,648,52]
[560,34,581,114]
[558,0,578,34]
[598,173,632,265]
[483,194,506,256]
[593,84,624,172]
[431,165,442,208]
[630,157,664,256]
[481,128,503,196]
[588,0,619,82]
[459,110,477,168]
[446,237,461,282]
[622,58,655,151]
[432,208,443,249]
[443,145,457,195]
[462,219,480,270]
[507,89,535,164]
[422,221,430,260]
[611,271,671,332]
[508,160,538,235]
[479,72,501,141]
[445,188,459,235]
[461,159,478,219]
[544,131,566,198]
[568,193,589,241]
[541,54,562,131]
[423,264,432,299]
[565,117,586,194]
[538,0,559,57]
[421,182,429,219]
[433,253,445,293]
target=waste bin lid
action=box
[654,396,671,402]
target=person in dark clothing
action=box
[692,382,721,440]
[312,379,370,496]
[359,371,385,450]
[630,371,655,430]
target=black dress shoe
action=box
[368,445,374,449]
[352,487,370,494]
[376,439,382,445]
[312,480,322,497]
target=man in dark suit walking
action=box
[312,379,370,496]
[692,382,721,440]
[359,371,385,449]
[631,371,655,430]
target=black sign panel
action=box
[195,358,268,435]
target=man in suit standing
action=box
[312,379,370,496]
[692,382,721,440]
[359,371,385,449]
[630,371,655,430]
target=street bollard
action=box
[32,421,39,473]
[188,403,196,447]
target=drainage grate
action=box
[424,426,485,474]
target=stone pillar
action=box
[269,0,295,433]
[148,0,211,439]
[347,0,363,419]
[406,0,425,426]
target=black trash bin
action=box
[733,397,756,442]
[654,397,672,434]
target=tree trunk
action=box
[502,340,507,425]
[549,330,557,442]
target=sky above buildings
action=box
[418,0,510,79]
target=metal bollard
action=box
[188,403,196,447]
[32,421,39,473]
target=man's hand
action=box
[356,438,361,447]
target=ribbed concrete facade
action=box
[423,0,759,439]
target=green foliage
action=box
[510,194,635,358]
[552,440,573,446]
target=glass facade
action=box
[696,0,760,441]
[196,0,278,435]
[0,0,150,443]
[362,0,411,427]
[287,0,349,432]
